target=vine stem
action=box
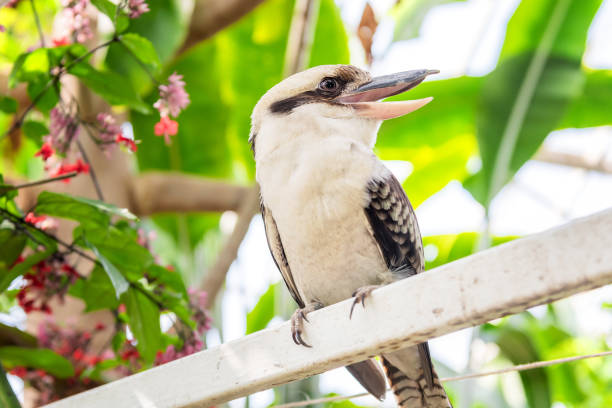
[11,171,78,189]
[30,0,45,48]
[76,139,105,201]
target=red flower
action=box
[52,36,70,47]
[25,212,47,225]
[154,116,178,145]
[50,159,90,182]
[34,142,55,161]
[115,133,138,152]
[72,349,84,361]
[94,322,106,331]
[10,367,27,378]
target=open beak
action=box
[336,69,439,120]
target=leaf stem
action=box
[30,0,45,48]
[12,172,78,190]
[76,139,105,201]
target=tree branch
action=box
[129,172,250,215]
[178,0,266,55]
[534,146,612,174]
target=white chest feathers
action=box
[256,136,390,305]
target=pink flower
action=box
[48,107,79,154]
[154,116,178,145]
[4,0,21,8]
[154,73,190,118]
[96,112,121,143]
[35,142,55,161]
[127,0,149,19]
[60,0,93,44]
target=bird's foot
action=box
[291,302,323,347]
[349,285,382,319]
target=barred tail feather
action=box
[382,344,451,408]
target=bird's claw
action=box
[290,303,322,347]
[349,285,381,319]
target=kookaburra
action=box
[250,65,451,408]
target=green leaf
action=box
[470,0,602,205]
[146,264,187,297]
[0,229,26,270]
[0,96,17,114]
[27,75,59,113]
[0,242,56,293]
[309,0,350,67]
[560,69,612,129]
[119,33,161,72]
[246,283,278,334]
[91,0,129,32]
[0,364,21,408]
[80,226,153,283]
[69,265,120,311]
[481,321,551,408]
[0,323,37,348]
[67,61,149,112]
[123,288,162,363]
[0,346,74,378]
[22,120,49,144]
[83,237,130,298]
[36,191,137,229]
[392,0,467,42]
[105,0,184,93]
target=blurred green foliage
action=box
[1,0,611,406]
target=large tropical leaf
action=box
[468,0,603,205]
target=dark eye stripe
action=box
[269,76,348,114]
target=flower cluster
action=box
[188,288,212,335]
[48,107,80,154]
[11,319,112,405]
[153,72,190,144]
[153,288,210,366]
[96,113,139,153]
[17,258,80,314]
[127,0,149,19]
[59,0,93,44]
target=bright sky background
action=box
[218,0,612,407]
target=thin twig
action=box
[30,0,45,47]
[12,171,78,189]
[272,351,612,408]
[0,207,96,263]
[64,38,119,70]
[76,139,105,201]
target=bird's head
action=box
[250,64,437,157]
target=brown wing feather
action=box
[260,202,304,308]
[364,173,436,388]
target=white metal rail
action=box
[45,208,612,408]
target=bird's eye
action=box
[319,78,339,91]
